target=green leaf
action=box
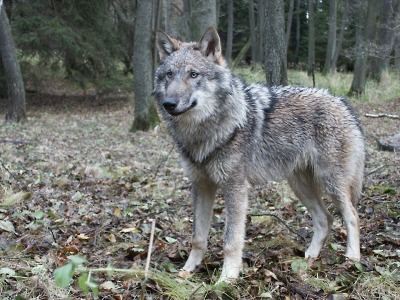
[291,259,309,273]
[0,267,16,277]
[354,261,364,272]
[33,209,44,220]
[68,255,86,266]
[0,220,15,233]
[54,263,74,288]
[165,236,177,244]
[78,274,90,293]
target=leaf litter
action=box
[0,94,399,299]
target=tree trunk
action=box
[332,0,349,70]
[225,0,233,65]
[395,36,400,74]
[190,0,217,39]
[286,0,295,53]
[264,0,288,86]
[165,0,190,41]
[307,0,315,76]
[375,0,395,81]
[323,0,337,75]
[249,0,257,63]
[349,0,376,95]
[0,4,26,123]
[257,0,265,63]
[131,0,158,132]
[294,0,301,64]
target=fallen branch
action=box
[0,138,32,145]
[249,211,305,241]
[0,159,18,181]
[365,113,400,119]
[141,219,156,300]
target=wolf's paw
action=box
[215,275,237,285]
[178,269,193,279]
[345,251,360,262]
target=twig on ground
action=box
[141,219,156,300]
[367,165,386,176]
[189,283,205,300]
[0,139,32,145]
[365,113,400,119]
[154,144,175,177]
[0,159,18,181]
[249,211,306,240]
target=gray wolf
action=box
[153,27,365,283]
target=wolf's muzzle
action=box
[162,98,178,112]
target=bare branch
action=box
[365,113,400,119]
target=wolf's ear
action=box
[199,27,226,66]
[156,30,180,60]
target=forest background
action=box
[0,0,399,299]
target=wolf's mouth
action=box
[168,100,197,116]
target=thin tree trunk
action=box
[286,0,295,52]
[0,3,26,123]
[264,0,288,86]
[225,0,233,65]
[323,0,337,75]
[332,0,349,70]
[349,0,376,96]
[294,0,301,64]
[307,0,315,76]
[257,0,265,63]
[249,0,257,64]
[376,0,395,81]
[131,0,158,131]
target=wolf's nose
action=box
[162,98,178,111]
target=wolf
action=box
[153,27,365,283]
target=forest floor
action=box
[0,84,399,299]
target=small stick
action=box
[141,219,156,300]
[145,219,156,277]
[365,113,400,119]
[250,212,305,240]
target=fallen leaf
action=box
[0,220,15,233]
[77,233,90,240]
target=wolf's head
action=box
[153,27,231,122]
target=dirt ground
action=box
[0,93,399,299]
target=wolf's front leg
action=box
[218,179,249,284]
[182,177,217,273]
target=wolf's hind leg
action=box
[288,172,333,259]
[182,177,217,273]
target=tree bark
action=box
[349,0,377,95]
[190,0,217,39]
[0,3,26,123]
[323,0,337,75]
[332,0,349,70]
[307,0,315,76]
[294,0,301,64]
[286,0,295,53]
[131,0,158,132]
[225,0,233,65]
[249,0,257,63]
[257,0,265,63]
[264,0,288,86]
[375,0,396,81]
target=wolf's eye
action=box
[190,72,199,78]
[166,71,173,78]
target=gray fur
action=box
[153,27,365,283]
